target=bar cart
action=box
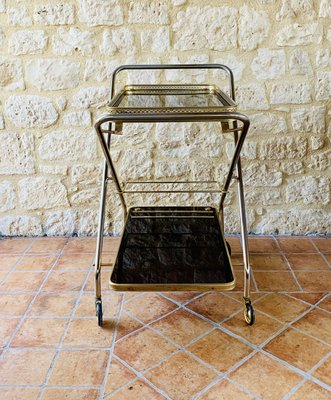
[94,64,254,327]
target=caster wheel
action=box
[244,302,255,325]
[226,241,231,256]
[96,302,103,327]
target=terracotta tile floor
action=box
[0,236,330,400]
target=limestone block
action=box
[308,150,331,171]
[129,2,169,24]
[84,59,118,82]
[216,54,245,80]
[319,0,331,17]
[76,209,99,236]
[100,28,135,55]
[226,141,257,160]
[289,49,313,76]
[71,188,99,205]
[277,23,322,46]
[72,86,109,109]
[315,71,331,101]
[19,177,69,210]
[0,115,4,129]
[257,210,331,234]
[311,136,324,150]
[7,7,32,26]
[63,110,91,127]
[286,176,330,205]
[239,6,270,50]
[246,190,282,206]
[26,59,80,91]
[224,208,255,233]
[0,181,16,212]
[187,125,222,157]
[249,113,287,135]
[276,0,315,21]
[52,27,96,56]
[0,56,24,90]
[165,55,209,83]
[40,165,67,175]
[281,161,304,175]
[260,137,307,160]
[56,96,67,111]
[155,123,185,149]
[155,160,190,178]
[71,164,102,186]
[173,0,186,5]
[44,210,75,236]
[141,27,170,53]
[78,0,123,26]
[33,4,75,25]
[121,123,154,146]
[8,30,48,55]
[0,216,43,236]
[270,82,311,104]
[0,0,5,12]
[316,49,331,68]
[244,164,282,187]
[192,162,215,181]
[251,49,286,80]
[120,149,153,180]
[0,132,35,174]
[39,130,96,161]
[291,106,326,134]
[173,6,237,51]
[5,95,58,128]
[236,84,269,110]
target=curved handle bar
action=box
[110,63,235,101]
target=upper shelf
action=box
[107,84,237,120]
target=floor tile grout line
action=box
[0,240,67,361]
[102,376,139,399]
[307,351,331,375]
[226,377,262,400]
[0,238,37,293]
[309,238,331,271]
[112,354,174,400]
[191,349,261,400]
[35,261,96,400]
[252,298,331,348]
[281,378,307,400]
[259,348,331,392]
[273,239,304,292]
[99,292,125,400]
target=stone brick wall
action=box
[0,0,330,236]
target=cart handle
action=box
[110,64,235,102]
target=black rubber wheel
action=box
[226,241,232,256]
[244,302,255,325]
[96,302,103,327]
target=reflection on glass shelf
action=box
[119,93,224,108]
[111,207,234,286]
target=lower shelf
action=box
[110,206,236,291]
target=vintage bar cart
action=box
[94,64,254,327]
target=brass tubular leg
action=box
[95,133,110,309]
[236,156,251,301]
[95,120,127,220]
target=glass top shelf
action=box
[107,84,237,116]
